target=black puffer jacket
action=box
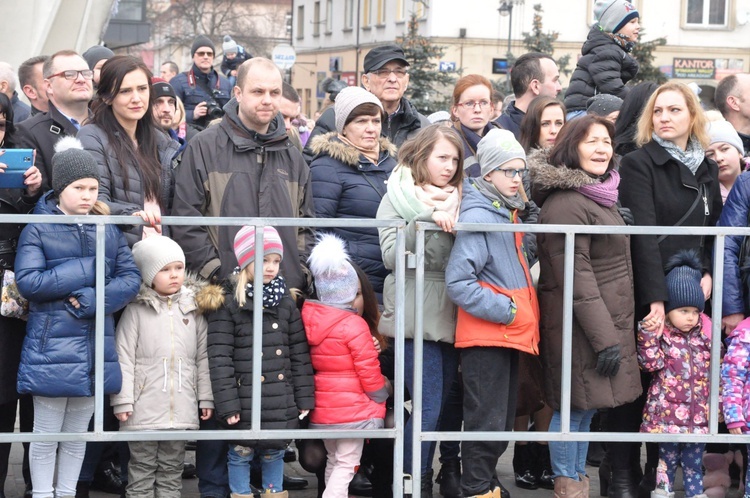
[207,283,315,448]
[564,26,639,113]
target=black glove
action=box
[618,206,635,226]
[595,344,621,377]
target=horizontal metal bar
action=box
[417,431,750,444]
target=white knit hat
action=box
[708,120,745,156]
[334,86,383,134]
[308,234,358,306]
[131,236,185,287]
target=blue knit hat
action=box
[664,250,705,313]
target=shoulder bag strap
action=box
[656,186,703,244]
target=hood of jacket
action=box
[302,300,359,347]
[582,26,627,55]
[528,148,600,206]
[134,272,224,315]
[460,179,514,223]
[309,132,397,168]
[34,190,64,216]
[220,97,289,150]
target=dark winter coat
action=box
[169,65,232,128]
[718,172,750,317]
[495,101,525,141]
[309,132,397,299]
[207,282,315,448]
[220,47,251,77]
[563,27,639,113]
[77,124,180,247]
[529,150,641,411]
[0,186,42,405]
[171,99,315,289]
[619,140,722,313]
[303,97,429,162]
[15,192,141,398]
[15,103,92,193]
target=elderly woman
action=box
[618,81,722,497]
[530,115,642,498]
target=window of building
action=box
[326,0,333,32]
[363,0,371,27]
[685,0,728,26]
[376,0,386,24]
[297,5,304,38]
[396,0,404,21]
[112,0,145,21]
[344,0,354,28]
[413,0,425,18]
[313,1,320,36]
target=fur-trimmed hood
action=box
[528,148,600,207]
[135,272,224,315]
[309,131,396,168]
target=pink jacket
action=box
[638,313,713,434]
[301,301,386,425]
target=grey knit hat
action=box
[51,136,100,196]
[334,86,383,134]
[308,234,359,306]
[132,236,186,287]
[476,128,526,178]
[594,0,639,34]
[82,46,114,70]
[191,35,215,57]
[222,35,238,55]
[664,250,705,313]
[586,94,624,117]
[708,120,745,156]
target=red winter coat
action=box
[301,301,386,425]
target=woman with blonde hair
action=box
[616,81,722,497]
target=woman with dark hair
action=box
[0,92,43,497]
[530,115,642,498]
[78,55,179,247]
[613,81,659,158]
[309,86,396,302]
[520,96,566,153]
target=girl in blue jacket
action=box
[14,137,140,498]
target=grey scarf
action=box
[652,133,705,175]
[471,178,526,211]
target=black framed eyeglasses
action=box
[47,69,94,81]
[495,168,529,178]
[458,100,491,110]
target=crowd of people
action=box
[5,1,750,498]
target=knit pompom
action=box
[664,249,702,275]
[53,136,85,154]
[308,234,359,305]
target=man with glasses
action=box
[496,52,562,140]
[170,35,232,129]
[304,44,429,161]
[16,50,94,192]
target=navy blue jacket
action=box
[309,132,397,300]
[170,64,232,128]
[719,172,750,316]
[15,192,141,397]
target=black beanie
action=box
[664,250,705,313]
[51,137,100,195]
[191,35,215,57]
[82,46,114,70]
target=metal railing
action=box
[4,213,750,496]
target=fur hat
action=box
[82,46,114,70]
[476,128,526,178]
[51,137,100,196]
[191,35,215,57]
[308,234,358,306]
[594,0,639,34]
[708,120,745,156]
[132,236,185,287]
[334,86,383,134]
[234,226,284,271]
[586,94,623,117]
[222,35,239,55]
[665,250,705,313]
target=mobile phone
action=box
[0,149,33,189]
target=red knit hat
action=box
[233,226,284,270]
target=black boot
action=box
[75,481,90,498]
[512,443,538,490]
[283,474,309,490]
[533,443,554,490]
[599,453,611,496]
[608,469,638,498]
[348,466,373,497]
[421,469,434,498]
[436,459,462,497]
[638,466,656,498]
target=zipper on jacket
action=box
[257,146,265,165]
[701,184,709,216]
[168,297,175,428]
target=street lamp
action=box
[498,0,523,55]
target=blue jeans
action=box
[548,409,595,479]
[404,339,458,477]
[227,445,284,494]
[196,417,229,498]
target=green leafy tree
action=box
[629,31,668,84]
[396,13,458,114]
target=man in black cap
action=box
[303,43,428,161]
[170,34,232,129]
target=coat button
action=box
[272,323,278,329]
[260,376,265,382]
[278,373,284,380]
[276,349,282,356]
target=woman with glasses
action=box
[451,75,498,178]
[530,115,642,497]
[0,92,43,498]
[78,55,179,247]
